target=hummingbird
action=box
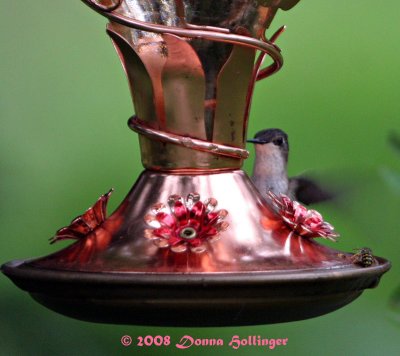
[247,128,334,205]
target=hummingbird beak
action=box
[246,138,264,144]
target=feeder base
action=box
[2,258,390,326]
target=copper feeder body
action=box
[1,0,390,326]
[109,0,290,171]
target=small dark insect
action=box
[351,247,376,267]
[49,189,114,244]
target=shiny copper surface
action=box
[32,170,352,273]
[83,0,297,170]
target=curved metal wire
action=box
[86,0,123,12]
[128,116,249,159]
[81,0,284,77]
[83,0,286,160]
[242,26,287,139]
[257,26,287,81]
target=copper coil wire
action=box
[129,116,250,160]
[83,0,286,158]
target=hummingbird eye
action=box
[272,137,284,146]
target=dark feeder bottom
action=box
[2,258,390,326]
[1,171,391,326]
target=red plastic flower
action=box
[267,191,339,241]
[144,193,229,253]
[50,189,114,244]
[46,189,122,264]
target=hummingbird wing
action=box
[288,176,336,205]
[382,131,400,195]
[389,131,400,156]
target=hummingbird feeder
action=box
[2,0,390,326]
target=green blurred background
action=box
[1,1,399,355]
